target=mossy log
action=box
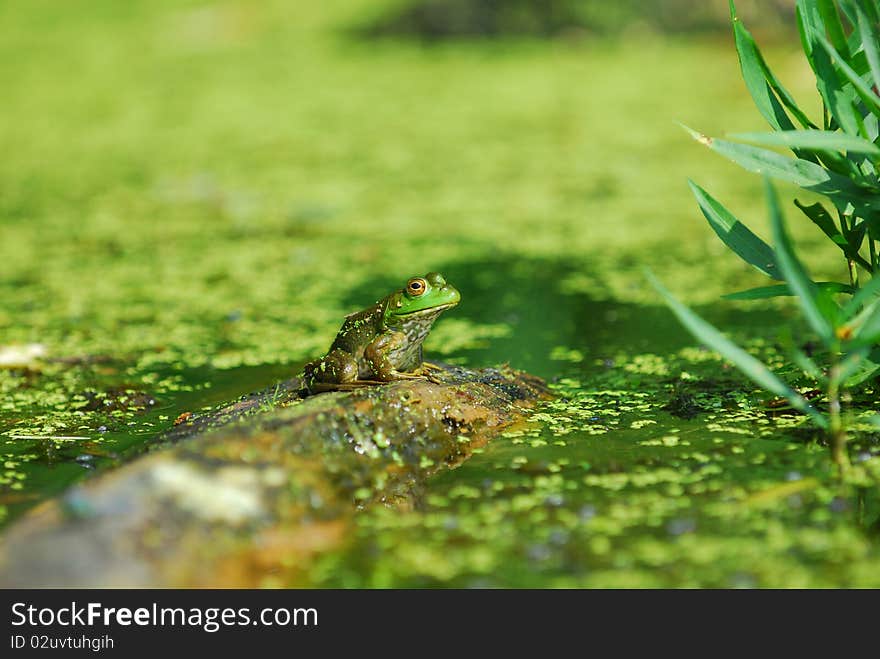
[0,365,548,587]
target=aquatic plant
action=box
[685,0,879,296]
[651,178,880,471]
[652,0,880,471]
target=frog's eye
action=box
[406,278,427,296]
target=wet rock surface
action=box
[0,365,548,587]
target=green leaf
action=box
[723,284,793,300]
[838,0,862,28]
[842,360,880,386]
[730,1,815,130]
[731,129,880,155]
[646,269,828,429]
[817,35,880,117]
[817,0,850,56]
[792,347,827,383]
[682,125,880,212]
[847,220,870,256]
[687,180,781,280]
[796,0,820,59]
[723,281,853,300]
[857,0,880,24]
[843,292,880,348]
[730,3,795,130]
[829,89,867,138]
[843,273,880,317]
[852,0,880,91]
[850,297,880,345]
[797,3,866,134]
[793,200,846,245]
[793,200,872,269]
[765,178,836,342]
[838,345,873,382]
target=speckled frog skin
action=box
[304,272,460,390]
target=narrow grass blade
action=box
[724,281,853,300]
[837,0,861,27]
[853,362,880,386]
[688,130,831,188]
[731,130,880,155]
[797,3,865,134]
[730,1,794,130]
[842,359,880,386]
[842,291,880,348]
[793,200,846,246]
[854,0,880,23]
[850,299,880,345]
[838,345,872,382]
[792,348,827,384]
[729,1,815,130]
[817,35,880,117]
[853,0,880,92]
[765,178,836,342]
[793,200,872,269]
[683,126,880,211]
[814,45,863,135]
[843,273,880,317]
[796,0,820,59]
[817,0,850,55]
[688,180,781,279]
[647,270,828,429]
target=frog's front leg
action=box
[365,331,424,381]
[415,346,446,381]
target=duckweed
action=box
[2,1,878,586]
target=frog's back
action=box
[328,301,385,356]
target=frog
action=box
[303,272,460,392]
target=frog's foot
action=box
[397,366,436,384]
[423,371,446,384]
[412,362,450,384]
[384,371,426,381]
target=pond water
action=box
[5,254,879,586]
[312,259,880,587]
[1,0,879,586]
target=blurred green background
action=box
[5,1,879,587]
[0,0,816,372]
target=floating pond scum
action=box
[1,0,879,590]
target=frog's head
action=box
[387,272,460,319]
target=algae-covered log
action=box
[0,365,547,587]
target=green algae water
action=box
[312,260,880,587]
[2,1,879,586]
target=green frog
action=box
[303,272,460,391]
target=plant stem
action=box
[870,239,877,274]
[839,212,859,287]
[827,362,850,475]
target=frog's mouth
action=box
[394,301,458,318]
